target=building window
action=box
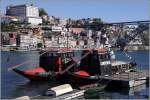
[9,34,13,38]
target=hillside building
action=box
[6,4,42,25]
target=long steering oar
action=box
[7,50,55,71]
[59,50,91,75]
[7,60,31,71]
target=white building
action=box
[51,26,63,32]
[25,17,42,25]
[6,4,42,25]
[17,34,31,47]
[17,34,42,48]
[59,19,67,26]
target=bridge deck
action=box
[99,71,149,81]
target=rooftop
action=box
[8,4,37,8]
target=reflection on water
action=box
[10,81,60,99]
[1,51,149,99]
[104,84,149,99]
[85,84,149,99]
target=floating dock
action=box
[99,71,149,88]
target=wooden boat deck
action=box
[99,71,149,81]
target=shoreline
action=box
[125,45,149,51]
[1,45,149,52]
[112,46,149,51]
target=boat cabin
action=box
[80,49,112,76]
[39,49,74,72]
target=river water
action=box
[1,51,149,99]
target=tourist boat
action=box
[58,48,137,84]
[12,47,137,82]
[12,48,76,81]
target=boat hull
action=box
[12,67,53,81]
[58,71,100,85]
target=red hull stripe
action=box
[24,67,46,75]
[75,70,90,76]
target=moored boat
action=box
[12,48,75,81]
[12,48,137,83]
[58,48,137,84]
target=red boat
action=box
[58,48,137,84]
[12,48,137,83]
[58,48,109,84]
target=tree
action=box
[138,23,149,46]
[42,20,49,25]
[37,43,43,48]
[39,8,48,16]
[54,18,60,25]
[92,18,102,24]
[140,30,149,46]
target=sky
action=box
[1,0,149,22]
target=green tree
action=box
[39,8,48,16]
[140,30,149,46]
[37,43,43,48]
[92,18,102,24]
[138,24,149,46]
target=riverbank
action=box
[1,45,149,52]
[125,45,149,51]
[111,46,149,51]
[1,46,39,52]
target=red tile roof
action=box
[69,28,85,34]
